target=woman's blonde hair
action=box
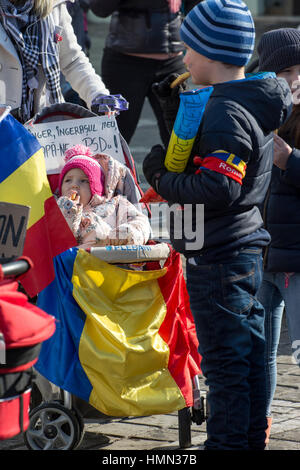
[33,0,54,18]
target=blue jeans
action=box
[186,248,267,450]
[257,272,300,417]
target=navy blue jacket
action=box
[157,76,292,261]
[264,136,300,272]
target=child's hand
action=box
[66,190,81,205]
[80,217,91,230]
[273,133,292,170]
[108,237,122,246]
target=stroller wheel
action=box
[24,401,83,450]
[72,405,85,449]
[178,407,192,448]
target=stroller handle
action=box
[1,259,30,278]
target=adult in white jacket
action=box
[0,0,128,123]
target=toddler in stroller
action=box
[57,144,151,248]
[22,103,204,451]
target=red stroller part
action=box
[0,259,55,440]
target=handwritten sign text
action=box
[26,115,124,174]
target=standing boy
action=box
[143,0,292,450]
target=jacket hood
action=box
[212,73,293,133]
[92,153,128,201]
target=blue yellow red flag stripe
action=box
[212,150,247,178]
[36,248,201,416]
[195,150,247,184]
[0,114,76,297]
[0,114,41,182]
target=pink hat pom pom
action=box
[64,144,93,162]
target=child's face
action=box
[277,64,300,91]
[183,45,214,85]
[61,168,92,206]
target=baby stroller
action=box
[20,103,206,450]
[0,255,55,441]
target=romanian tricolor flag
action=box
[195,150,247,185]
[36,248,201,416]
[0,114,76,297]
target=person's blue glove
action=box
[143,144,167,192]
[91,94,129,115]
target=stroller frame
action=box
[22,244,206,451]
[13,102,206,450]
[24,362,206,450]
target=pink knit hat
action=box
[59,144,105,197]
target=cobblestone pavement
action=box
[1,296,299,453]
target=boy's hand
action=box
[143,145,167,192]
[152,73,187,134]
[152,73,187,99]
[273,133,292,170]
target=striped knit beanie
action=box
[180,0,255,66]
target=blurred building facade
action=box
[247,0,300,16]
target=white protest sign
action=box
[0,202,30,263]
[25,115,124,174]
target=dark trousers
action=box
[186,248,267,450]
[101,48,186,147]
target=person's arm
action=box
[280,148,300,188]
[273,133,300,188]
[79,213,112,246]
[143,105,253,209]
[57,3,110,108]
[89,0,121,17]
[57,196,83,239]
[109,197,151,245]
[151,74,187,138]
[158,165,242,208]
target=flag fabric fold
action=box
[0,114,76,297]
[36,247,201,417]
